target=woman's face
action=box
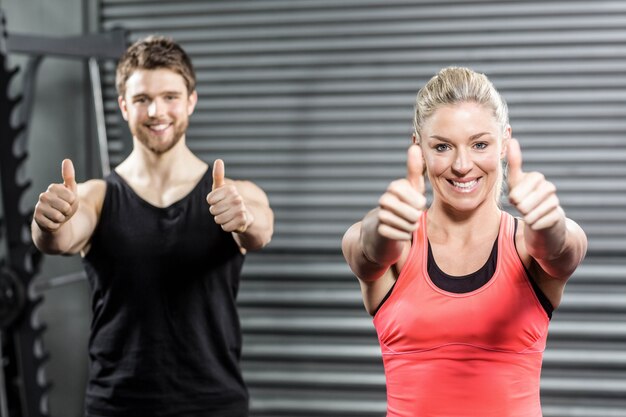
[419,101,509,214]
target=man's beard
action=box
[132,119,189,155]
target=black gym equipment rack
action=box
[0,11,125,416]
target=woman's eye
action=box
[435,144,449,152]
[474,142,487,150]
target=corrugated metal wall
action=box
[97,1,626,416]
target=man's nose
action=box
[147,99,162,118]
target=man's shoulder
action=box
[77,179,107,212]
[79,178,107,194]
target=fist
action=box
[206,159,253,234]
[33,159,79,233]
[377,145,427,241]
[507,138,563,231]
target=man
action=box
[31,36,273,417]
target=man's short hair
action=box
[115,35,196,98]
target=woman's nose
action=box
[452,149,472,174]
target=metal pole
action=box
[0,331,8,417]
[33,270,86,292]
[88,57,110,176]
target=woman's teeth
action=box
[451,179,477,190]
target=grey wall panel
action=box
[98,1,626,416]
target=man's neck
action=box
[117,137,206,187]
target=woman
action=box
[342,67,587,417]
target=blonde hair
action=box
[413,67,509,202]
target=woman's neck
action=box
[426,199,502,245]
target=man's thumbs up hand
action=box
[62,158,78,193]
[207,159,253,234]
[212,159,225,191]
[33,159,80,233]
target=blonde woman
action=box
[342,67,587,417]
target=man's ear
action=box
[187,90,198,116]
[118,96,129,121]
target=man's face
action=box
[118,68,197,155]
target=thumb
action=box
[212,159,225,191]
[506,138,524,188]
[407,144,425,194]
[62,159,77,192]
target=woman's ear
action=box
[412,133,427,175]
[501,125,512,158]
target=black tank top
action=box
[83,169,247,417]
